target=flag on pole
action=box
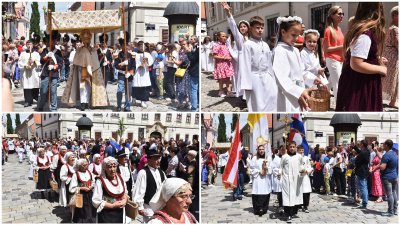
[289,114,309,155]
[247,114,272,158]
[222,119,241,189]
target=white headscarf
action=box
[150,178,189,211]
[64,152,75,164]
[101,156,118,176]
[75,158,88,171]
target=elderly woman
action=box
[88,153,102,178]
[149,178,198,224]
[34,148,52,199]
[69,158,96,223]
[92,156,128,223]
[59,152,76,207]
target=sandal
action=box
[375,198,383,203]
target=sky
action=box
[36,2,71,32]
[214,113,249,139]
[3,113,30,128]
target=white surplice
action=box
[250,155,273,195]
[201,42,214,72]
[240,37,277,112]
[280,153,304,207]
[271,155,282,192]
[227,15,247,97]
[273,42,311,112]
[300,48,322,88]
[133,52,154,87]
[301,155,313,193]
[18,51,41,89]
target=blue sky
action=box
[37,2,70,32]
[215,113,248,139]
[3,113,29,128]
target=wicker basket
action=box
[33,171,39,183]
[49,179,59,191]
[125,200,139,219]
[308,89,330,111]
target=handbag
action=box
[125,199,139,219]
[175,68,187,77]
[33,170,39,183]
[69,188,83,208]
[175,62,190,77]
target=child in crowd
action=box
[154,54,164,100]
[300,29,329,88]
[336,2,387,111]
[213,31,234,97]
[272,16,319,112]
[323,156,331,195]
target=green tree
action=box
[29,2,40,37]
[217,114,227,143]
[116,117,126,142]
[15,114,21,127]
[6,114,14,134]
[231,113,239,133]
[48,2,55,12]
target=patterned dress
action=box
[175,50,190,103]
[371,155,384,197]
[382,25,398,103]
[213,42,234,80]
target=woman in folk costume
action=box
[92,156,128,223]
[34,148,52,199]
[250,145,273,216]
[221,2,250,98]
[51,145,67,190]
[297,146,313,213]
[18,35,41,107]
[59,152,76,207]
[149,178,198,224]
[88,153,102,178]
[69,158,96,223]
[201,36,214,73]
[62,29,109,111]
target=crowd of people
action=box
[2,136,199,223]
[202,139,398,223]
[2,30,199,112]
[201,2,398,112]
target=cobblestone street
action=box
[201,72,398,112]
[1,153,143,223]
[11,81,191,112]
[201,172,398,224]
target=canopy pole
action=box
[122,2,130,104]
[48,8,52,108]
[103,28,106,87]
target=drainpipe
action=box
[289,2,293,16]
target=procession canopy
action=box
[50,9,122,33]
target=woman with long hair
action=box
[324,6,345,100]
[336,2,387,111]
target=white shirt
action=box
[166,155,179,177]
[92,174,127,213]
[69,170,95,194]
[350,34,371,59]
[132,166,165,211]
[133,52,154,87]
